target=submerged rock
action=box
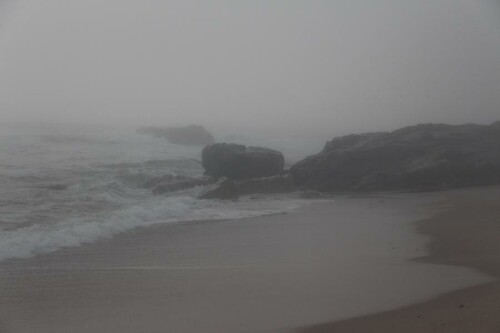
[152,175,214,195]
[290,122,500,192]
[198,177,238,200]
[202,143,285,180]
[196,174,295,200]
[144,174,179,188]
[137,125,215,146]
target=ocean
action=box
[0,122,324,262]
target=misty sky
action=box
[0,0,499,134]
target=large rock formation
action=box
[137,125,215,146]
[290,122,500,192]
[202,143,285,180]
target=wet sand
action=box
[298,186,500,333]
[0,192,493,333]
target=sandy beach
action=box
[299,186,500,333]
[0,188,496,333]
[2,0,500,331]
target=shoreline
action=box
[298,185,500,333]
[0,189,494,332]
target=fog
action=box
[0,0,499,135]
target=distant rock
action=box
[137,125,215,146]
[202,143,285,180]
[235,174,295,196]
[290,122,500,192]
[136,127,166,138]
[198,177,238,200]
[152,175,214,195]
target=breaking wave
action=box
[0,190,302,261]
[0,124,317,262]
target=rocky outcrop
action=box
[491,120,500,129]
[196,174,294,200]
[235,174,294,195]
[198,177,238,200]
[137,125,215,146]
[290,122,500,192]
[202,143,285,180]
[151,175,214,195]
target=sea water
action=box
[0,122,324,261]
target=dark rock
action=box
[144,174,178,188]
[152,176,214,195]
[235,174,295,196]
[202,143,285,180]
[137,125,215,146]
[198,177,238,200]
[290,122,500,192]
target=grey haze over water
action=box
[0,0,499,135]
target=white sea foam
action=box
[0,193,303,262]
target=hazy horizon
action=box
[1,0,499,135]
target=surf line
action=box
[99,263,286,271]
